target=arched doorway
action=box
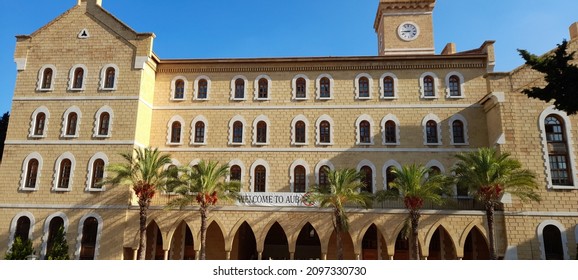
[205,221,226,260]
[428,226,457,260]
[263,222,289,260]
[362,224,387,260]
[463,226,490,260]
[145,220,164,260]
[543,225,564,260]
[231,222,257,260]
[169,221,195,260]
[295,223,321,260]
[328,229,355,260]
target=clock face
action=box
[398,22,419,41]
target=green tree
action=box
[5,236,35,260]
[518,39,578,115]
[46,226,70,260]
[376,164,453,260]
[0,112,9,162]
[166,160,240,260]
[102,147,173,260]
[453,147,540,260]
[308,168,372,260]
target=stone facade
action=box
[0,0,576,260]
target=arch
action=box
[357,160,376,193]
[315,74,334,99]
[93,106,114,137]
[422,113,442,145]
[315,114,334,145]
[356,223,388,260]
[292,74,310,100]
[40,212,69,259]
[419,72,439,98]
[354,73,373,99]
[448,114,469,145]
[168,220,196,260]
[61,106,82,138]
[205,220,227,260]
[254,74,272,100]
[8,212,36,248]
[99,64,119,90]
[423,223,458,259]
[193,75,212,100]
[425,159,446,173]
[294,222,322,260]
[52,152,76,192]
[230,75,248,100]
[29,106,50,138]
[37,64,57,91]
[191,115,209,145]
[536,220,569,260]
[382,160,402,191]
[381,114,400,145]
[250,159,270,192]
[291,114,309,146]
[229,221,258,260]
[379,72,398,99]
[315,159,335,185]
[170,76,188,100]
[261,221,290,260]
[68,64,88,90]
[19,152,44,191]
[227,159,245,190]
[460,223,490,260]
[228,115,247,145]
[75,213,104,260]
[86,152,109,192]
[166,115,185,145]
[355,114,375,145]
[445,71,466,98]
[289,159,311,193]
[252,115,270,145]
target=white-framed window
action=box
[252,115,271,146]
[422,113,442,145]
[445,71,465,98]
[68,64,88,91]
[292,74,310,100]
[250,159,270,192]
[193,75,211,100]
[315,159,335,186]
[61,106,82,138]
[291,115,309,146]
[166,115,185,145]
[228,159,245,189]
[8,212,35,249]
[357,160,376,193]
[170,76,188,101]
[40,213,69,260]
[539,106,578,189]
[228,115,247,145]
[316,74,334,100]
[383,160,402,191]
[448,114,469,145]
[354,73,373,100]
[536,220,569,260]
[425,160,445,175]
[290,159,310,193]
[355,114,375,145]
[230,75,248,101]
[29,106,50,138]
[379,73,398,99]
[315,114,334,145]
[93,106,113,138]
[254,74,272,101]
[74,213,103,260]
[381,114,400,145]
[419,72,439,99]
[99,64,119,90]
[86,152,108,192]
[37,64,57,91]
[191,115,208,145]
[19,152,43,191]
[52,152,76,192]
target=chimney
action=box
[441,43,456,55]
[570,22,578,40]
[77,0,102,7]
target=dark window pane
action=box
[254,165,266,192]
[294,165,306,193]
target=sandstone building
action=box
[1,0,577,260]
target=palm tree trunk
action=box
[200,206,208,260]
[137,199,148,260]
[410,210,420,260]
[485,202,497,260]
[334,209,344,260]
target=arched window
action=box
[258,78,268,99]
[171,121,182,144]
[359,120,371,144]
[295,121,306,144]
[66,112,78,136]
[358,77,370,98]
[319,121,330,144]
[79,217,98,260]
[318,165,330,188]
[452,120,465,144]
[98,112,110,136]
[91,159,105,189]
[194,122,205,143]
[254,165,266,192]
[545,115,572,185]
[57,159,72,189]
[320,77,331,98]
[233,121,243,144]
[384,120,396,144]
[448,75,461,97]
[41,68,54,90]
[360,166,373,193]
[72,68,84,89]
[429,166,441,176]
[235,78,245,99]
[104,67,116,89]
[175,79,185,99]
[256,121,267,144]
[385,166,396,190]
[34,113,46,136]
[46,217,64,256]
[293,165,306,193]
[383,76,394,97]
[426,120,438,144]
[423,75,435,97]
[543,225,564,260]
[197,79,208,99]
[15,216,31,242]
[296,77,307,99]
[25,159,39,189]
[230,165,242,182]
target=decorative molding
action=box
[152,103,482,111]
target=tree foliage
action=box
[0,111,9,161]
[46,226,70,260]
[518,40,578,115]
[5,236,35,260]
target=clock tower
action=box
[374,0,436,56]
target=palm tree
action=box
[308,168,372,260]
[166,160,240,260]
[102,147,173,260]
[453,147,540,260]
[376,164,453,260]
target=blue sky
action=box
[1,0,577,114]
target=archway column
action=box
[132,248,138,260]
[163,250,169,260]
[258,251,263,260]
[289,252,295,260]
[195,250,200,260]
[226,251,231,260]
[321,252,327,260]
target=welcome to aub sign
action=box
[236,192,316,207]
